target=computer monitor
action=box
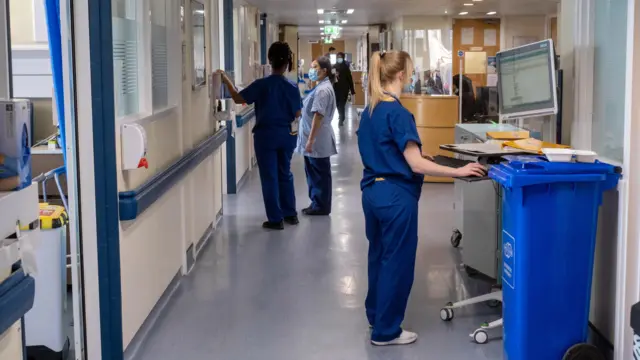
[496,39,558,120]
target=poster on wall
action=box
[484,29,497,46]
[461,27,474,45]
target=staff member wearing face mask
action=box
[357,50,485,346]
[218,41,302,230]
[333,52,356,126]
[296,57,337,216]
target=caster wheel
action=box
[451,230,462,248]
[562,344,605,360]
[440,308,454,321]
[487,286,501,308]
[472,329,489,344]
[465,265,479,277]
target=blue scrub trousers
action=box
[362,180,419,342]
[254,132,297,223]
[304,156,332,213]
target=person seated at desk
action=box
[453,74,476,121]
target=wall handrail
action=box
[236,106,255,128]
[118,126,227,221]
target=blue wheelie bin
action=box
[489,160,620,360]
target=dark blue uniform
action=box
[357,97,423,342]
[240,75,302,223]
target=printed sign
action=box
[457,50,464,58]
[503,230,516,290]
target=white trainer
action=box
[371,330,418,346]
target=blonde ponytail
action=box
[367,51,414,115]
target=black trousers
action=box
[336,92,348,124]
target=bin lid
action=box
[633,302,640,333]
[489,160,620,189]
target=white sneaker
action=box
[371,330,418,346]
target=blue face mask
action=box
[337,58,344,64]
[308,68,319,81]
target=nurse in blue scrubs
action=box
[218,42,302,230]
[357,50,485,346]
[296,56,337,216]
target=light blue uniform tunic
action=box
[296,78,338,158]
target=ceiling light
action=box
[445,10,448,14]
[463,3,474,6]
[347,9,355,14]
[487,11,497,15]
[459,11,469,15]
[320,27,324,30]
[317,9,324,14]
[473,0,483,2]
[341,20,348,24]
[319,20,324,23]
[330,11,337,14]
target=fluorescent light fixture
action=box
[341,20,347,24]
[347,9,355,14]
[445,10,448,14]
[320,27,324,30]
[319,20,324,23]
[463,3,474,6]
[317,9,324,14]
[459,11,469,15]
[473,0,483,2]
[487,11,497,15]
[330,11,337,14]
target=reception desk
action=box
[400,95,459,183]
[352,71,366,106]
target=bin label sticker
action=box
[503,230,516,290]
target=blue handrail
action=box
[118,127,227,221]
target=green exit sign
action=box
[324,38,333,44]
[324,26,340,35]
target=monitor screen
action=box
[496,39,557,119]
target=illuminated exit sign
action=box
[324,26,340,35]
[324,38,333,44]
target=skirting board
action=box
[123,220,218,360]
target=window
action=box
[112,0,140,117]
[112,0,178,120]
[151,0,169,109]
[591,0,628,162]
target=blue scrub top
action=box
[357,99,423,199]
[240,74,302,142]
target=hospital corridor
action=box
[132,109,502,360]
[2,0,640,360]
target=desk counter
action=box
[400,95,459,183]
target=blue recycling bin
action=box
[489,160,620,360]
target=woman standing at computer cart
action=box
[296,56,337,216]
[217,42,302,230]
[357,50,485,346]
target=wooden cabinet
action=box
[400,95,459,183]
[351,71,365,106]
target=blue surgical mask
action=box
[337,58,344,64]
[308,68,319,81]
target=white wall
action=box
[117,0,224,349]
[501,15,547,49]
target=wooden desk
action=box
[400,95,459,183]
[352,71,366,106]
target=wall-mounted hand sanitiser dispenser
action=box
[121,123,148,170]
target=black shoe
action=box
[284,216,299,225]
[338,121,344,127]
[262,221,284,230]
[302,208,330,216]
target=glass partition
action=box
[402,29,452,96]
